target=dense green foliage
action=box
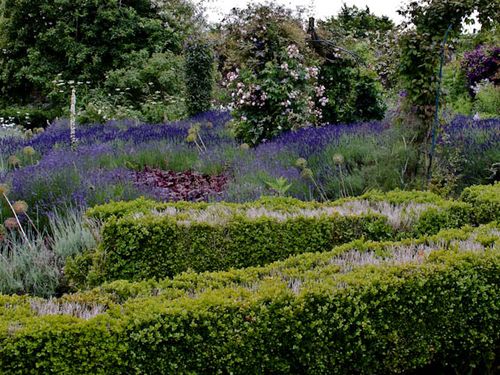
[315,5,392,123]
[0,223,499,373]
[461,182,500,224]
[0,0,196,121]
[322,4,394,39]
[317,60,386,124]
[0,107,61,130]
[185,38,214,116]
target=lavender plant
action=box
[0,111,498,226]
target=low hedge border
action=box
[81,190,476,284]
[1,225,499,374]
[68,222,500,304]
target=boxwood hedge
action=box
[1,224,499,374]
[461,182,500,224]
[83,190,475,283]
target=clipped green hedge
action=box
[82,191,476,284]
[86,190,457,222]
[72,222,500,304]
[461,182,500,224]
[1,224,499,374]
[89,207,392,283]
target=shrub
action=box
[88,201,391,283]
[83,190,479,283]
[218,3,325,145]
[0,224,499,373]
[0,209,97,296]
[0,107,62,130]
[473,80,500,117]
[317,58,386,124]
[185,38,214,116]
[434,117,500,193]
[461,182,500,224]
[227,45,326,145]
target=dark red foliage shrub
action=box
[133,167,227,202]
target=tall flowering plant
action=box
[226,45,328,145]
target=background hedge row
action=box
[1,223,499,374]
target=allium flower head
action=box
[0,184,9,195]
[295,158,308,169]
[301,168,314,180]
[23,146,36,157]
[4,217,19,230]
[7,155,21,168]
[332,153,345,165]
[12,200,28,214]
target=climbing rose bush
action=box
[226,45,328,145]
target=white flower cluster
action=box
[286,44,301,60]
[0,117,17,129]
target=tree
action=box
[0,0,195,105]
[321,4,394,40]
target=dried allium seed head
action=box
[24,129,33,138]
[23,146,36,157]
[295,158,308,169]
[35,127,44,134]
[7,155,21,167]
[240,143,250,150]
[0,183,9,195]
[332,153,345,165]
[4,217,19,230]
[12,200,28,214]
[185,133,196,143]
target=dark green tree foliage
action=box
[318,59,386,124]
[0,0,194,105]
[184,38,214,116]
[322,4,394,39]
[313,6,390,124]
